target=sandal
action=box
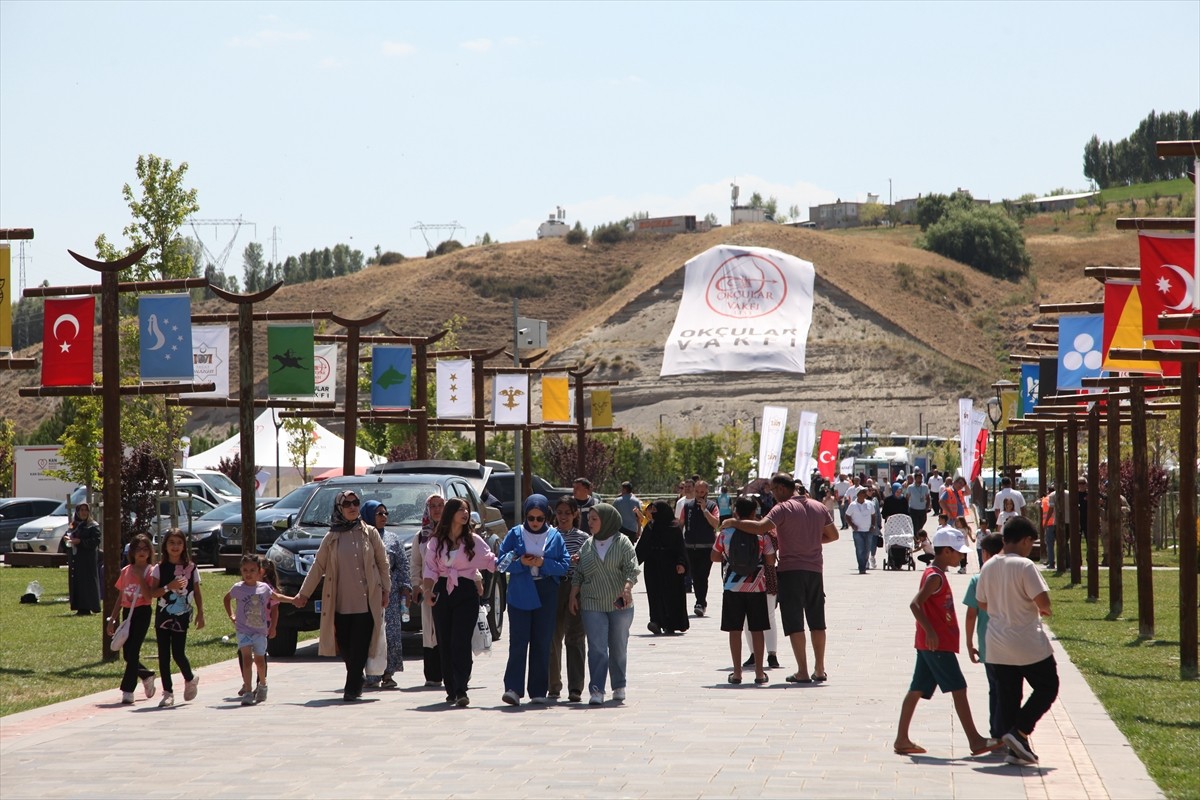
[785,674,812,684]
[727,674,742,684]
[812,673,828,682]
[754,675,769,685]
[893,744,927,755]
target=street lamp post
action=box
[986,397,1002,516]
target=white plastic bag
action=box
[471,603,492,655]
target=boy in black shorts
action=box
[712,497,776,685]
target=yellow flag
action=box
[591,390,613,428]
[0,245,10,350]
[541,376,570,422]
[999,389,1019,430]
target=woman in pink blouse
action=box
[421,498,497,707]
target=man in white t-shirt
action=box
[832,474,852,530]
[991,477,1026,518]
[975,516,1059,767]
[927,470,945,516]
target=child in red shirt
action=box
[893,529,1003,757]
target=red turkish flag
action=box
[1138,233,1198,344]
[970,428,989,482]
[41,296,95,386]
[816,429,840,481]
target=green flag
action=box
[267,324,316,396]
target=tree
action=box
[921,204,1030,279]
[94,154,200,282]
[565,221,587,245]
[859,202,887,226]
[0,418,15,496]
[703,212,719,227]
[282,418,316,483]
[538,432,615,488]
[242,242,267,293]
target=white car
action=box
[11,486,89,553]
[174,469,241,504]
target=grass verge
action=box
[1046,569,1198,799]
[0,566,313,716]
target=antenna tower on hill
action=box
[411,221,465,252]
[188,216,256,271]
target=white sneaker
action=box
[501,689,520,706]
[141,675,157,699]
[869,557,877,570]
[158,692,174,708]
[183,676,199,702]
[588,690,605,705]
[121,691,135,705]
[240,691,255,706]
[254,684,268,704]
[612,687,626,702]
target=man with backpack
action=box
[721,473,838,684]
[682,480,721,617]
[712,496,775,685]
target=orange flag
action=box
[1102,279,1166,374]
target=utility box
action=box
[516,317,547,350]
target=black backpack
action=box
[725,529,762,579]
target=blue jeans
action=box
[852,531,871,572]
[504,579,559,699]
[1043,528,1056,566]
[582,607,634,693]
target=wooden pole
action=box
[331,311,386,476]
[1054,424,1066,573]
[1128,383,1154,638]
[1067,419,1081,585]
[1106,396,1123,617]
[415,339,430,459]
[473,353,487,465]
[1179,359,1198,678]
[1086,404,1101,601]
[100,267,121,661]
[1037,429,1048,562]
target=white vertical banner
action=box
[492,374,530,425]
[183,325,230,398]
[793,410,819,481]
[957,399,973,477]
[436,359,473,419]
[757,405,789,479]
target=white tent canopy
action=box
[186,410,383,492]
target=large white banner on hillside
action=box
[660,245,816,376]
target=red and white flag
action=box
[816,429,840,481]
[970,428,989,483]
[1138,233,1198,343]
[42,296,95,386]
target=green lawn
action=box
[1098,178,1193,204]
[1046,570,1199,799]
[0,566,313,716]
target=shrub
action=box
[591,222,627,245]
[921,204,1030,280]
[564,221,587,245]
[378,251,405,265]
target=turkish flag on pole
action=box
[42,296,95,386]
[816,429,840,481]
[1138,233,1199,343]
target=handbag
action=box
[471,603,492,655]
[875,533,884,549]
[109,585,140,652]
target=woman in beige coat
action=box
[294,489,390,702]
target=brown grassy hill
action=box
[2,213,1148,445]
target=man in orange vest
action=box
[1039,486,1056,568]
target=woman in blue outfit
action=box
[499,494,570,705]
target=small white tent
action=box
[187,410,383,492]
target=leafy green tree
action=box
[282,417,316,482]
[565,221,587,245]
[921,204,1030,279]
[859,202,887,226]
[591,222,627,245]
[94,154,200,282]
[242,242,267,293]
[0,418,15,495]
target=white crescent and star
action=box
[819,450,834,464]
[1157,264,1197,311]
[52,314,80,353]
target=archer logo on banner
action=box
[267,324,315,397]
[816,430,840,481]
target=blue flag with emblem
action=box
[1020,363,1039,413]
[1057,314,1105,391]
[139,294,194,380]
[371,346,412,409]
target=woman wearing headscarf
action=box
[293,489,391,702]
[410,493,445,687]
[360,500,410,689]
[498,494,570,705]
[570,502,640,706]
[881,481,909,522]
[67,502,102,615]
[421,497,497,707]
[635,500,689,635]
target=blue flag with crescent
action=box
[1020,363,1040,413]
[139,294,194,380]
[371,346,412,409]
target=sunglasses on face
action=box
[341,499,360,508]
[377,510,389,516]
[526,514,545,523]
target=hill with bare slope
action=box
[2,215,1145,445]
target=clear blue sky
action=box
[2,0,1198,291]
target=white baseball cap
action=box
[931,529,971,554]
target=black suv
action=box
[265,472,508,657]
[484,473,575,529]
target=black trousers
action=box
[155,624,194,693]
[686,547,714,609]
[119,605,155,693]
[334,611,375,698]
[908,509,929,536]
[422,646,442,684]
[431,577,479,700]
[992,655,1060,737]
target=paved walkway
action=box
[0,533,1163,799]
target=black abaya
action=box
[635,523,690,633]
[67,521,102,613]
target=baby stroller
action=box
[882,514,916,571]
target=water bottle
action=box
[496,550,516,572]
[400,598,411,624]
